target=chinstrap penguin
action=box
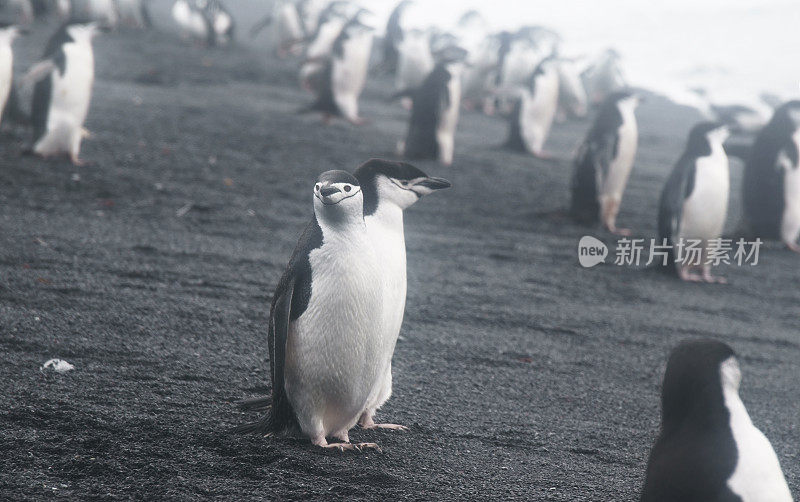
[352,158,450,430]
[641,339,792,502]
[741,100,800,253]
[570,90,640,234]
[401,46,467,165]
[236,170,385,452]
[26,21,105,165]
[504,57,560,157]
[0,23,24,128]
[657,122,730,283]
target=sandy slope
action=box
[0,20,797,501]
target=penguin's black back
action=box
[31,25,72,144]
[404,64,451,161]
[742,101,800,239]
[640,340,741,502]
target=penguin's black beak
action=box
[320,186,340,197]
[416,177,451,190]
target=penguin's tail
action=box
[236,396,271,412]
[232,414,275,435]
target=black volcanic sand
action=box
[1,14,798,502]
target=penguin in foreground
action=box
[0,23,24,128]
[305,11,373,124]
[657,122,730,283]
[741,100,800,253]
[25,22,104,165]
[641,339,793,502]
[352,158,450,430]
[504,57,559,157]
[237,170,384,452]
[570,91,640,234]
[401,46,467,165]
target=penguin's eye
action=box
[343,185,351,192]
[315,184,320,191]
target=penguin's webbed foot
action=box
[362,423,408,432]
[678,267,703,282]
[702,267,727,284]
[318,442,358,452]
[353,442,382,453]
[348,117,369,126]
[607,226,631,237]
[785,242,800,254]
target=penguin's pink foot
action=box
[532,150,555,160]
[678,267,703,282]
[348,117,369,126]
[702,268,727,284]
[785,242,800,254]
[319,442,358,452]
[353,443,382,453]
[362,423,408,431]
[608,226,631,236]
[70,156,88,167]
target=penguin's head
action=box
[609,90,641,111]
[313,170,364,223]
[660,339,738,426]
[687,121,729,154]
[353,159,450,214]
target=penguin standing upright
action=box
[250,0,304,57]
[381,0,412,74]
[203,0,234,46]
[741,100,800,252]
[570,91,640,234]
[306,11,373,124]
[504,57,559,157]
[401,47,467,165]
[27,22,103,165]
[641,339,793,502]
[236,170,384,452]
[0,23,23,128]
[298,1,351,92]
[394,28,433,103]
[658,122,730,282]
[171,0,212,45]
[352,158,450,430]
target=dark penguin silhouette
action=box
[741,100,800,252]
[641,339,792,502]
[381,0,411,74]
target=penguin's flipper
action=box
[656,155,696,272]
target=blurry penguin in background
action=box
[583,49,625,105]
[172,0,212,45]
[299,1,353,92]
[25,22,104,164]
[641,339,792,502]
[394,27,433,108]
[401,46,467,165]
[570,91,640,234]
[381,0,412,75]
[657,122,730,283]
[250,0,304,57]
[0,23,25,129]
[555,57,588,121]
[304,10,374,124]
[504,57,560,158]
[61,0,118,27]
[202,0,234,46]
[741,100,800,252]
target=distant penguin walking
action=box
[352,158,450,430]
[504,57,559,157]
[305,11,373,124]
[401,47,467,165]
[236,170,384,452]
[0,23,23,128]
[203,0,234,46]
[381,0,412,74]
[741,100,800,253]
[26,22,103,165]
[641,339,793,502]
[657,122,730,282]
[250,0,304,57]
[114,0,151,28]
[171,0,212,45]
[570,91,640,234]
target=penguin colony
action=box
[0,1,796,499]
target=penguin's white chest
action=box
[723,389,793,502]
[521,69,559,153]
[285,231,384,434]
[679,146,730,242]
[332,32,372,121]
[0,45,12,113]
[602,109,638,199]
[50,42,94,129]
[365,215,407,344]
[780,131,800,244]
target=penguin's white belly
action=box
[276,5,303,44]
[780,133,800,245]
[521,73,559,153]
[724,390,792,502]
[602,120,637,200]
[366,220,407,351]
[436,75,461,160]
[285,236,384,436]
[332,34,371,121]
[0,46,12,116]
[213,12,232,41]
[679,150,729,242]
